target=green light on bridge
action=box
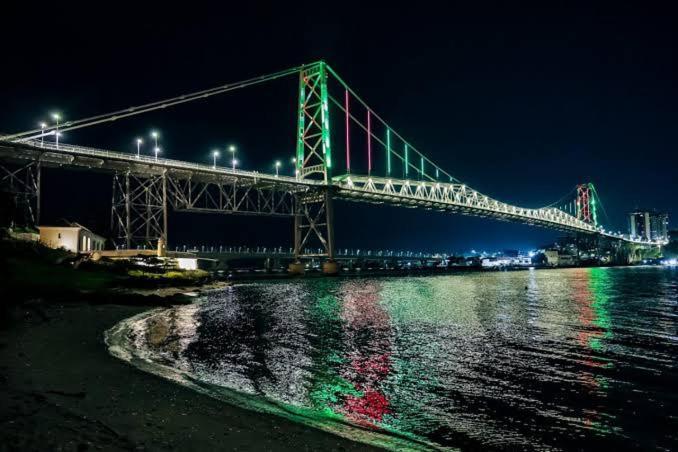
[404,144,409,176]
[386,129,391,175]
[296,83,305,170]
[320,66,331,169]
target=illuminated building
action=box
[38,222,105,253]
[629,210,669,241]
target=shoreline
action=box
[0,301,379,451]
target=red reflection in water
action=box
[339,281,393,427]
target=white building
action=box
[544,250,559,266]
[38,223,106,253]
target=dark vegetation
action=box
[0,232,210,309]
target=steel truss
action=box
[111,172,167,249]
[0,160,40,227]
[335,175,597,233]
[294,188,335,258]
[168,176,296,217]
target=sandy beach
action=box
[0,301,378,451]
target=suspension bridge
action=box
[0,61,663,273]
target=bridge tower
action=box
[576,183,597,226]
[291,61,337,274]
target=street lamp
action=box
[228,145,237,171]
[275,160,281,177]
[40,122,46,147]
[136,138,143,158]
[154,146,161,161]
[52,113,61,149]
[151,131,159,149]
[212,150,220,168]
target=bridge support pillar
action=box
[289,188,337,274]
[111,171,168,251]
[0,160,41,228]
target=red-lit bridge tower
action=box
[576,183,598,226]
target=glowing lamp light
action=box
[135,138,143,158]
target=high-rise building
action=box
[650,212,669,242]
[629,210,669,241]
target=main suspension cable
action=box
[5,64,307,141]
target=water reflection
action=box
[117,268,678,450]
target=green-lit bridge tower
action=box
[290,61,338,274]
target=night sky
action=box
[1,3,676,253]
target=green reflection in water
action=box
[304,282,360,417]
[582,268,615,435]
[588,268,614,351]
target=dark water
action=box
[109,267,678,450]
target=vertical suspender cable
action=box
[367,110,372,175]
[386,129,391,175]
[345,90,350,172]
[404,143,409,177]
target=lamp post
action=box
[275,160,281,177]
[228,145,236,171]
[136,138,143,158]
[212,150,220,169]
[151,131,159,149]
[40,122,46,147]
[154,146,161,161]
[52,113,61,149]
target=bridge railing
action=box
[171,244,448,259]
[5,138,316,186]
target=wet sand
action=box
[0,302,378,451]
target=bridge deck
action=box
[0,138,663,246]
